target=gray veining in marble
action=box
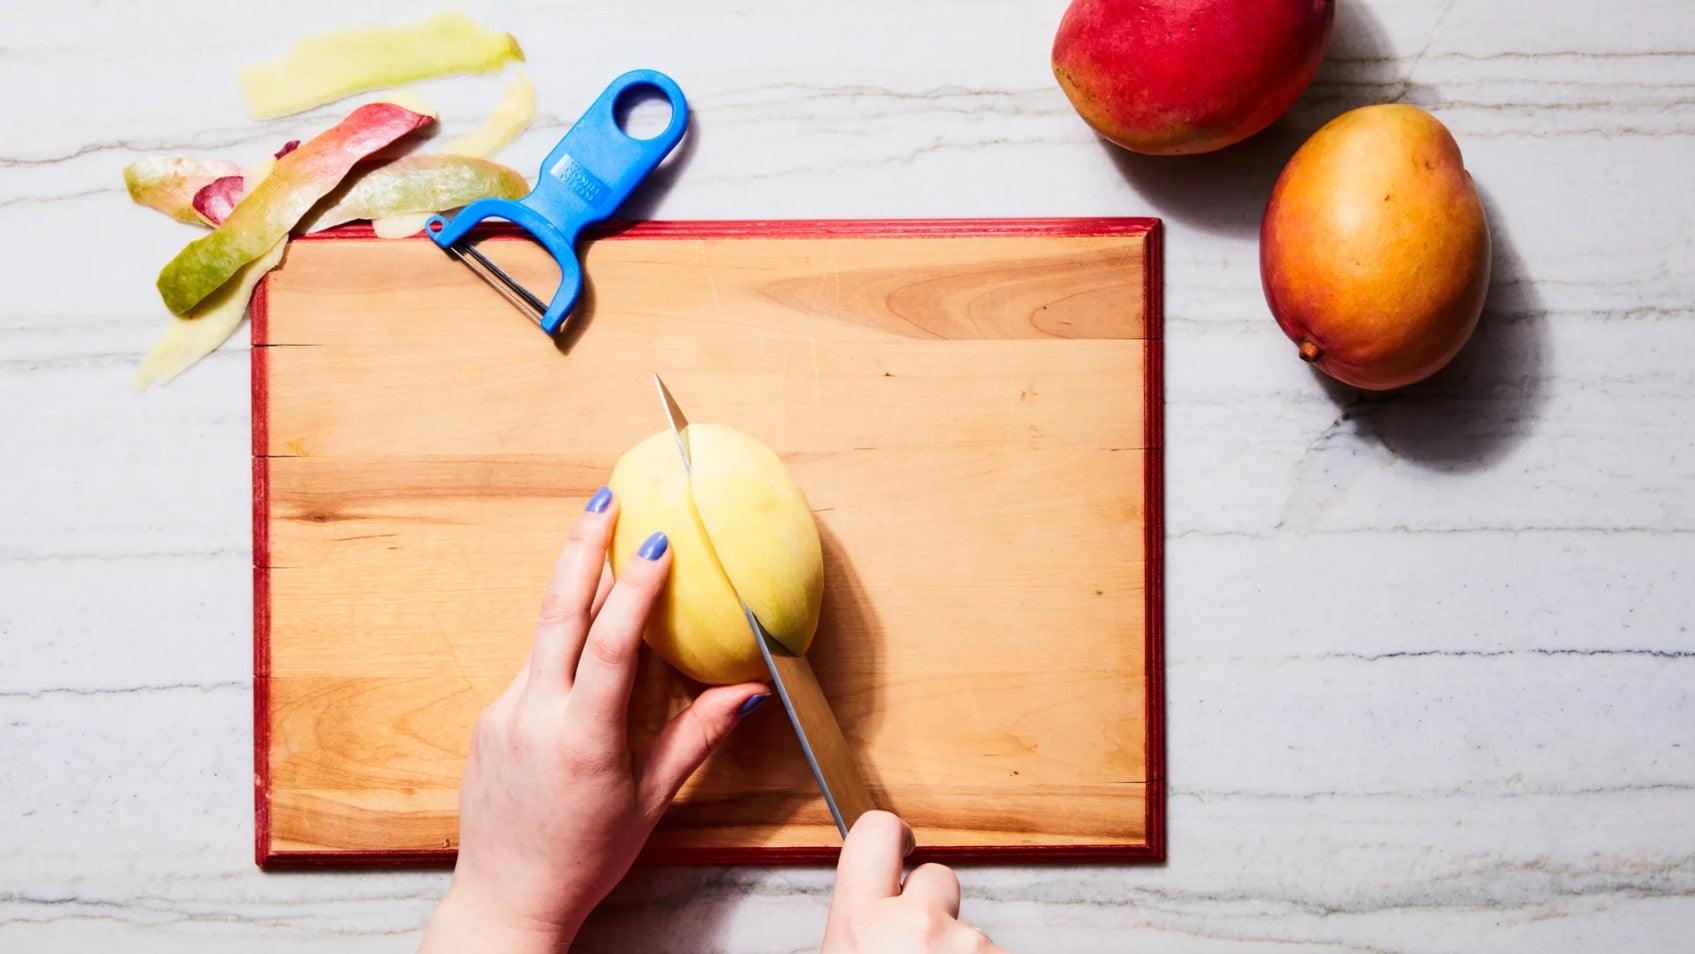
[2,0,1692,951]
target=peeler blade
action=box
[440,243,547,327]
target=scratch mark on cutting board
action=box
[700,241,723,322]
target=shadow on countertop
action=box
[1312,186,1548,472]
[1102,0,1409,239]
[1096,1,1544,470]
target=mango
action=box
[1260,104,1491,390]
[1052,0,1335,156]
[609,424,823,685]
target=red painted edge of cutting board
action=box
[251,274,273,870]
[252,217,1167,869]
[1143,219,1167,864]
[288,217,1165,241]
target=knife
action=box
[652,374,878,838]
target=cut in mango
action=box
[688,425,824,658]
[154,103,432,315]
[240,13,523,119]
[609,425,824,685]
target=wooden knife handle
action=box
[768,650,878,837]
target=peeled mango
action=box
[609,424,824,686]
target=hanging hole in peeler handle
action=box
[614,83,676,141]
[609,71,687,146]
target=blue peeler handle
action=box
[426,70,689,335]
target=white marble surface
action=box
[3,0,1693,950]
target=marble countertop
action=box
[3,0,1692,950]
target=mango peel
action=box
[239,12,523,119]
[301,154,528,233]
[123,157,243,226]
[134,239,288,390]
[609,424,824,685]
[372,71,536,238]
[154,103,433,315]
[192,176,245,226]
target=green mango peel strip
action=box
[134,239,287,390]
[240,12,523,119]
[373,71,536,238]
[154,103,433,315]
[301,154,529,232]
[124,157,243,226]
[135,153,523,386]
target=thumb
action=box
[636,683,768,811]
[825,811,911,940]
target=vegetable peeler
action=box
[425,70,688,336]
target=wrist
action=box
[422,884,580,954]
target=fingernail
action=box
[735,693,769,719]
[584,486,612,513]
[901,824,916,857]
[637,530,669,560]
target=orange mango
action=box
[1261,105,1490,390]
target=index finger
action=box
[827,811,913,931]
[525,487,618,700]
[568,531,671,743]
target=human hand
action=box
[822,812,1007,953]
[420,487,769,953]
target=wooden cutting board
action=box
[253,218,1164,867]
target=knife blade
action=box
[651,374,877,837]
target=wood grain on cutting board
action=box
[253,219,1164,866]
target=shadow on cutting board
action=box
[579,523,883,952]
[549,112,695,357]
[643,522,885,840]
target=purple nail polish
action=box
[584,486,612,513]
[736,694,769,719]
[637,530,669,560]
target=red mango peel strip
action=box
[192,176,246,225]
[155,103,433,315]
[188,154,528,230]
